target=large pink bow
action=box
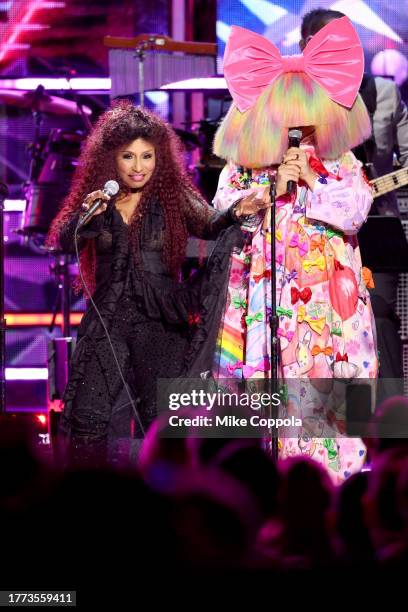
[223,16,364,112]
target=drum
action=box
[22,129,84,236]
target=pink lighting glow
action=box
[19,23,50,31]
[0,0,65,63]
[0,0,40,63]
[161,77,227,90]
[6,368,49,381]
[4,199,26,212]
[0,78,112,91]
[1,44,30,51]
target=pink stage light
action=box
[6,368,48,381]
[0,0,65,63]
[0,77,111,90]
[4,199,26,212]
[39,2,65,7]
[0,0,39,62]
[161,77,227,90]
[19,24,50,31]
[1,44,30,51]
[36,414,47,425]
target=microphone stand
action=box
[0,182,9,413]
[268,173,280,461]
[65,70,93,134]
[266,130,300,458]
[134,40,149,108]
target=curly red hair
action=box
[47,100,205,294]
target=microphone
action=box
[77,180,119,228]
[286,128,302,195]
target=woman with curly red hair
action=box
[48,101,264,467]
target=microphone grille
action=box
[288,129,302,140]
[104,180,120,196]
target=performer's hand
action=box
[282,147,317,190]
[276,160,301,197]
[235,186,271,216]
[80,190,111,222]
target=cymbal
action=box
[0,88,92,116]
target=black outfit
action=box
[353,75,404,394]
[58,197,243,466]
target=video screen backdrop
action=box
[217,0,408,89]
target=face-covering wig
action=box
[213,72,371,168]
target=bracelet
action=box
[228,201,243,222]
[228,201,259,227]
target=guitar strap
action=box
[352,74,378,179]
[353,74,383,215]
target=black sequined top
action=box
[59,196,238,330]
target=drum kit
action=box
[0,85,92,336]
[0,85,91,238]
[0,87,92,116]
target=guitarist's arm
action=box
[393,84,408,169]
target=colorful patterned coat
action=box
[212,146,378,484]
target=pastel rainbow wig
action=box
[213,72,371,168]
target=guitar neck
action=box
[370,167,408,199]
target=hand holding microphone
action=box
[276,129,318,197]
[78,180,119,227]
[276,159,301,198]
[285,128,302,194]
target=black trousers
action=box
[369,272,404,403]
[63,297,188,467]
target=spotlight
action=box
[36,414,47,426]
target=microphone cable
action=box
[74,222,146,438]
